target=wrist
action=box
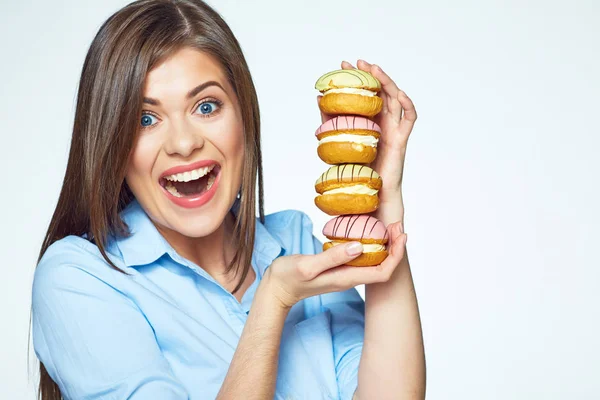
[256,269,294,313]
[365,251,411,291]
[375,193,405,227]
[379,187,402,204]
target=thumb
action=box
[317,95,333,124]
[311,241,363,276]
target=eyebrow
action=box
[142,81,225,106]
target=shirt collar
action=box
[109,197,284,274]
[230,198,285,276]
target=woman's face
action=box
[125,47,244,239]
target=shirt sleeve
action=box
[313,234,365,400]
[31,240,189,400]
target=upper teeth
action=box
[164,165,216,182]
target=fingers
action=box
[371,64,417,124]
[297,241,364,280]
[318,229,408,289]
[387,223,407,259]
[327,60,418,137]
[339,60,417,124]
[397,89,418,124]
[342,59,373,74]
[357,59,371,67]
[370,64,400,100]
[340,59,399,99]
[342,59,373,72]
[341,60,355,69]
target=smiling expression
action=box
[125,47,245,239]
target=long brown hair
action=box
[30,1,264,398]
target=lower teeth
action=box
[165,172,216,198]
[166,183,183,198]
[207,173,216,190]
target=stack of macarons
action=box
[314,68,389,266]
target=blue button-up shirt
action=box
[32,198,365,399]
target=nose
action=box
[163,118,205,157]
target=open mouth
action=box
[159,164,221,198]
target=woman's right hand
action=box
[262,223,408,309]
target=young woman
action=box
[31,1,425,399]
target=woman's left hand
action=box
[318,60,417,228]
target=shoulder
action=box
[32,235,128,304]
[35,235,123,277]
[261,209,321,256]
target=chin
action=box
[164,199,232,237]
[161,212,221,240]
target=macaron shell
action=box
[315,69,382,91]
[323,242,388,266]
[319,93,383,117]
[323,215,388,242]
[315,193,379,216]
[317,142,377,165]
[315,164,381,188]
[315,115,382,136]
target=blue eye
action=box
[196,100,222,116]
[140,114,157,128]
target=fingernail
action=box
[346,242,363,256]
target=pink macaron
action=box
[322,215,388,267]
[315,116,382,165]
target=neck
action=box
[158,210,239,281]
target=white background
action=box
[1,0,598,399]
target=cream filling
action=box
[321,185,378,196]
[330,240,385,253]
[323,87,377,97]
[318,133,379,147]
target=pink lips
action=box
[159,160,221,209]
